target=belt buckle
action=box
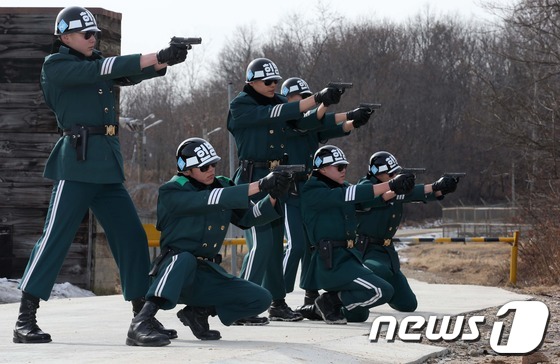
[383,239,391,246]
[105,125,116,136]
[347,239,354,249]
[268,160,280,171]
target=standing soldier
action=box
[346,151,459,322]
[300,145,415,324]
[126,138,291,346]
[227,58,344,324]
[14,6,185,344]
[279,77,373,319]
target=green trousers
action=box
[345,244,418,322]
[147,252,272,325]
[19,180,150,301]
[240,212,287,301]
[282,202,308,293]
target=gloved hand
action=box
[313,87,342,106]
[269,172,292,199]
[388,173,415,195]
[259,171,292,198]
[156,44,188,65]
[346,106,373,128]
[432,176,458,195]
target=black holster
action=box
[239,160,254,183]
[68,125,89,161]
[317,240,334,270]
[199,254,222,265]
[149,247,178,277]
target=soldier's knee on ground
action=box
[389,297,418,313]
[343,307,370,323]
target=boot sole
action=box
[177,311,221,340]
[269,316,304,322]
[232,321,269,326]
[13,337,52,344]
[125,337,170,347]
[298,313,323,321]
[198,334,222,340]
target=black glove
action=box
[269,173,292,199]
[432,176,458,195]
[156,44,188,66]
[259,171,292,198]
[388,173,415,195]
[313,87,342,106]
[346,106,373,128]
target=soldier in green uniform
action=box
[345,151,459,322]
[300,145,416,324]
[126,138,291,346]
[278,77,373,320]
[227,58,344,324]
[14,6,186,344]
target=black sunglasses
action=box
[199,163,217,172]
[336,165,348,172]
[263,79,279,86]
[83,31,99,40]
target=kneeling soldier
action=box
[299,145,415,324]
[345,151,459,322]
[126,138,291,346]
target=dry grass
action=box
[400,241,513,287]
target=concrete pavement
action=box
[0,279,531,364]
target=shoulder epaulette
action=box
[170,175,190,186]
[217,175,235,186]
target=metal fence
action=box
[442,206,530,237]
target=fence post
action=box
[509,230,520,285]
[231,244,238,276]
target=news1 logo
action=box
[369,301,549,354]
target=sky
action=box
[3,0,510,58]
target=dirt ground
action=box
[398,241,560,364]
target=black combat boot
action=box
[232,315,269,326]
[126,301,170,346]
[268,298,303,322]
[314,291,347,325]
[303,290,320,305]
[294,304,322,321]
[176,306,221,340]
[294,289,322,321]
[132,297,177,339]
[13,292,52,343]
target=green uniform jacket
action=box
[300,173,378,290]
[157,175,281,260]
[227,89,323,183]
[284,112,349,205]
[356,178,439,239]
[41,46,165,183]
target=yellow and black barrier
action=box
[143,224,520,285]
[143,223,247,275]
[393,231,520,285]
[144,223,245,248]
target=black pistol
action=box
[169,36,202,50]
